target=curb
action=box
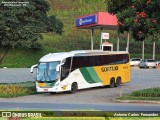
[114,99,160,104]
[131,66,160,69]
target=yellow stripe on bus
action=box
[93,63,130,85]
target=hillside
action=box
[0,0,160,68]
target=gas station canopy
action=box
[76,12,118,50]
[76,12,118,30]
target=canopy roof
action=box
[76,12,118,30]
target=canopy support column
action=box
[100,27,103,45]
[126,31,130,52]
[91,28,94,50]
[153,41,155,60]
[117,31,120,51]
[100,27,103,50]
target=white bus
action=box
[31,50,130,93]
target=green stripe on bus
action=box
[46,82,56,87]
[86,67,102,83]
[80,67,102,83]
[80,68,95,83]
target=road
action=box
[0,68,34,83]
[0,102,160,111]
[0,68,160,111]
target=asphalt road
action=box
[0,68,160,111]
[0,68,35,83]
[0,102,160,111]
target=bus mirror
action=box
[30,64,38,73]
[56,63,64,72]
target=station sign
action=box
[76,14,97,27]
[101,33,109,39]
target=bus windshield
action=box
[36,61,60,82]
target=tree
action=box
[106,0,160,41]
[0,0,63,62]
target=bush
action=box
[0,83,36,98]
[131,88,160,97]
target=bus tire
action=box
[70,82,78,94]
[115,77,121,87]
[110,78,115,88]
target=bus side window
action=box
[72,56,87,70]
[84,56,88,61]
[64,57,71,66]
[90,56,101,66]
[61,65,69,81]
[102,55,114,65]
[61,57,71,81]
[113,54,129,64]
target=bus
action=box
[31,50,130,93]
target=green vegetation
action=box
[0,0,107,68]
[0,0,160,68]
[117,87,160,101]
[0,0,63,64]
[131,87,160,97]
[106,0,160,41]
[0,82,36,98]
[21,117,105,120]
[108,117,160,120]
[1,117,159,120]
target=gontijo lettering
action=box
[101,66,118,72]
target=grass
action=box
[108,117,160,120]
[0,117,159,120]
[116,87,160,101]
[0,48,44,68]
[131,87,160,97]
[116,96,160,101]
[21,117,105,120]
[0,82,36,98]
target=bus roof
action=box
[39,50,129,62]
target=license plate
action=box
[44,89,48,92]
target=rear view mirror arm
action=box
[31,64,38,73]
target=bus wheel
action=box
[110,78,115,88]
[70,82,78,94]
[115,77,121,87]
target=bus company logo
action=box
[101,66,118,72]
[79,18,92,26]
[79,19,83,25]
